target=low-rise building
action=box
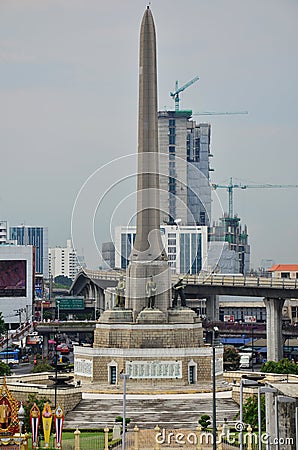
[268,264,298,324]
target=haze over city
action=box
[1,0,297,269]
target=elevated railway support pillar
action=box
[264,297,285,362]
[42,334,49,359]
[205,295,219,321]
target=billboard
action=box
[0,260,26,297]
[224,315,235,323]
[244,315,256,323]
[26,333,40,345]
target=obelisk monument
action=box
[78,8,221,389]
[126,6,171,319]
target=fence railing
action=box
[65,424,264,450]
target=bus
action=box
[0,350,20,367]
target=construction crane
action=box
[212,177,298,218]
[170,76,199,111]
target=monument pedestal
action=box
[99,309,133,323]
[168,307,197,323]
[74,307,223,388]
[136,308,166,324]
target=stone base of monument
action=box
[74,313,224,388]
[168,307,197,323]
[136,308,166,324]
[98,309,133,323]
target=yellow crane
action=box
[212,177,298,217]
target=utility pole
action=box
[212,327,219,450]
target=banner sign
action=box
[30,403,40,448]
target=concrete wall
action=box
[1,374,82,414]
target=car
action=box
[56,344,70,354]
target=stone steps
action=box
[64,397,239,430]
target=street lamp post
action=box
[18,402,25,450]
[212,327,219,450]
[258,386,277,450]
[54,327,59,409]
[120,372,130,450]
[239,376,264,450]
[41,300,46,322]
[251,325,254,372]
[56,300,60,321]
[5,324,8,366]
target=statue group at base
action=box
[114,275,187,310]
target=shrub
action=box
[199,414,211,431]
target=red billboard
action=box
[0,260,26,297]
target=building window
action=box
[188,360,197,384]
[169,119,175,127]
[169,177,176,194]
[281,272,290,279]
[169,135,175,145]
[200,212,206,226]
[292,306,298,322]
[108,361,118,385]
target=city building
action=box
[218,296,266,323]
[209,215,250,274]
[10,225,48,278]
[101,242,115,270]
[49,239,81,280]
[157,111,250,275]
[158,110,212,226]
[268,264,298,324]
[0,221,10,245]
[112,224,208,274]
[0,245,35,325]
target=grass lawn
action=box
[27,430,111,450]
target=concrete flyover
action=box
[34,321,96,356]
[70,269,298,362]
[178,273,298,362]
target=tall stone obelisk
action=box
[126,6,171,320]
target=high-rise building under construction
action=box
[158,110,212,227]
[158,110,250,274]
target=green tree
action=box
[223,346,240,370]
[199,414,211,431]
[242,395,265,430]
[31,361,54,373]
[23,393,50,434]
[261,358,298,375]
[0,313,6,336]
[0,361,11,376]
[54,275,72,288]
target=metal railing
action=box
[80,268,298,290]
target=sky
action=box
[1,0,297,270]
